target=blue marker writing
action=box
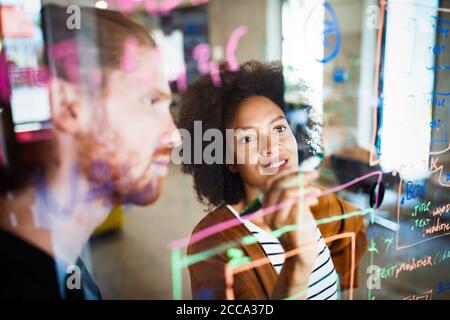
[305,1,341,64]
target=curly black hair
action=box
[177,60,321,209]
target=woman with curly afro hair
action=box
[178,60,368,300]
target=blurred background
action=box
[1,0,449,299]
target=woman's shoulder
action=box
[310,184,367,249]
[191,206,233,233]
[311,184,359,216]
[187,206,242,256]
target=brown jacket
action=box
[187,192,368,300]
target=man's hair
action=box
[0,5,156,195]
[177,60,321,209]
[42,4,155,85]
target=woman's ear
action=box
[49,77,82,134]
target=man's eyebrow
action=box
[235,116,287,132]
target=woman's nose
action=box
[259,133,278,156]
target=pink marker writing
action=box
[121,37,139,73]
[209,61,222,87]
[48,39,80,84]
[192,26,248,87]
[192,43,221,87]
[114,0,209,16]
[192,43,211,74]
[170,62,187,92]
[226,26,248,71]
[115,0,142,14]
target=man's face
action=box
[78,47,180,205]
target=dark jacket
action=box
[0,230,101,300]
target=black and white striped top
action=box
[227,205,339,300]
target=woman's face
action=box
[228,96,299,193]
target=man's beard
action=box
[77,131,163,206]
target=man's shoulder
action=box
[0,230,61,299]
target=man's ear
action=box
[49,77,82,134]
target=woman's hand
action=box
[262,168,321,299]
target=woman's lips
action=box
[267,159,288,169]
[263,157,289,169]
[260,157,290,174]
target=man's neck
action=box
[0,169,111,266]
[0,186,55,259]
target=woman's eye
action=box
[239,136,256,144]
[274,125,287,133]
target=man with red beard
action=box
[0,5,180,299]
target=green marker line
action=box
[171,249,182,300]
[173,208,374,299]
[184,208,374,267]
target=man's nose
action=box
[161,115,182,149]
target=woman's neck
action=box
[243,184,261,206]
[232,185,272,232]
[230,186,260,213]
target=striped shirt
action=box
[227,205,339,300]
